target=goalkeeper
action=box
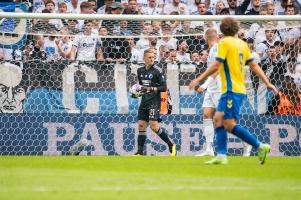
[133,48,176,156]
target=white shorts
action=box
[202,91,222,108]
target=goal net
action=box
[0,7,300,156]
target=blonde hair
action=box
[205,28,218,40]
[144,48,156,56]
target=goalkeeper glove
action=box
[140,86,156,93]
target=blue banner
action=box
[0,114,300,156]
[0,3,29,49]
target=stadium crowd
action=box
[0,0,300,115]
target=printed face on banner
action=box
[0,63,27,113]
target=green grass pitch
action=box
[0,156,301,200]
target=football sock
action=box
[231,125,260,149]
[203,119,214,152]
[156,128,173,147]
[137,131,146,154]
[215,126,227,155]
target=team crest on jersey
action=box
[149,74,153,79]
[227,100,233,108]
[0,3,29,49]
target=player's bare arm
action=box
[189,61,221,90]
[197,71,220,93]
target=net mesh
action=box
[0,11,300,156]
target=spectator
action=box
[199,49,208,64]
[283,34,299,63]
[245,38,261,91]
[256,25,280,60]
[101,2,124,34]
[219,7,230,15]
[188,0,201,14]
[226,0,251,15]
[58,2,69,27]
[197,49,208,70]
[44,0,63,30]
[123,0,141,14]
[77,2,95,31]
[67,0,81,13]
[30,35,46,60]
[157,24,178,51]
[120,20,133,35]
[22,43,34,61]
[169,48,178,62]
[175,21,195,43]
[32,0,48,13]
[284,4,297,15]
[71,20,101,61]
[122,0,141,35]
[274,41,286,60]
[33,0,58,13]
[44,0,56,13]
[136,22,153,50]
[266,2,275,15]
[245,0,261,15]
[151,21,162,35]
[158,45,171,62]
[43,30,61,61]
[176,39,190,62]
[141,0,163,15]
[191,2,213,28]
[176,21,194,35]
[191,2,213,15]
[215,0,226,14]
[66,19,80,35]
[88,0,97,12]
[128,37,143,63]
[56,28,73,60]
[261,46,287,87]
[58,2,68,14]
[99,27,109,37]
[0,47,22,61]
[97,0,115,14]
[163,0,189,15]
[32,9,58,34]
[266,75,301,115]
[191,50,200,63]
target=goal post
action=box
[0,12,300,156]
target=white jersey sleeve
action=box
[206,43,221,93]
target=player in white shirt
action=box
[71,20,99,61]
[195,28,220,156]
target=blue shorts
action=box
[216,92,246,120]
